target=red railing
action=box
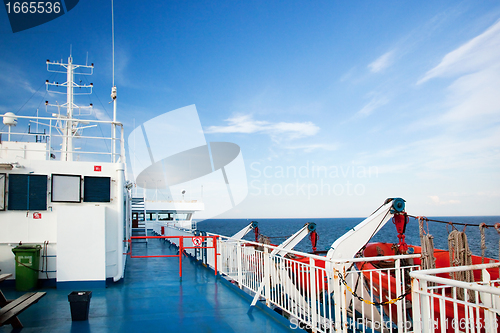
[124,235,219,277]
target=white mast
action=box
[46,57,94,161]
[111,87,117,162]
[111,0,117,163]
[62,56,74,161]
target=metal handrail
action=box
[212,233,420,264]
[1,115,125,162]
[411,262,500,295]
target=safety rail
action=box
[411,263,500,333]
[191,231,420,333]
[0,114,125,163]
[124,235,219,277]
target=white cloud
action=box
[441,65,500,123]
[411,20,500,131]
[418,19,500,84]
[283,143,338,153]
[351,95,389,120]
[357,127,500,175]
[375,164,413,174]
[368,50,395,73]
[399,19,500,182]
[429,195,460,205]
[205,114,320,140]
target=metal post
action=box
[482,269,496,333]
[341,265,348,333]
[439,288,446,333]
[120,125,125,163]
[309,257,318,333]
[112,92,116,162]
[214,236,218,276]
[263,246,271,307]
[48,119,52,160]
[395,258,404,332]
[411,277,422,332]
[237,240,242,287]
[332,264,342,333]
[421,281,432,331]
[113,163,125,282]
[62,56,74,162]
[179,236,183,278]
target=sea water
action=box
[198,216,500,259]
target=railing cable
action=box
[408,214,499,228]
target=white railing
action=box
[411,263,500,333]
[158,227,500,333]
[207,233,420,333]
[0,115,125,163]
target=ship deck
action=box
[0,236,296,332]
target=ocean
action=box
[197,216,500,259]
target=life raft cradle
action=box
[337,213,500,306]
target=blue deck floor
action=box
[0,237,297,333]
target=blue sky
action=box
[1,1,500,218]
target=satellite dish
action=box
[181,189,186,195]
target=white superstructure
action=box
[0,56,131,289]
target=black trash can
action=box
[68,291,92,321]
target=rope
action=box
[418,217,436,271]
[255,234,271,252]
[448,230,475,302]
[258,234,271,245]
[495,224,500,261]
[408,215,499,228]
[479,223,487,264]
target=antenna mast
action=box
[111,0,117,162]
[45,57,94,161]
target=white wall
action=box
[0,159,125,283]
[56,205,106,282]
[105,206,118,278]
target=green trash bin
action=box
[12,245,42,291]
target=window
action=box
[8,174,48,210]
[83,176,111,202]
[51,174,81,203]
[0,174,5,210]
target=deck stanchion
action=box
[332,264,342,333]
[179,236,183,278]
[309,257,317,333]
[395,258,403,332]
[411,277,422,333]
[263,246,271,307]
[237,239,242,284]
[420,281,432,331]
[214,236,218,276]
